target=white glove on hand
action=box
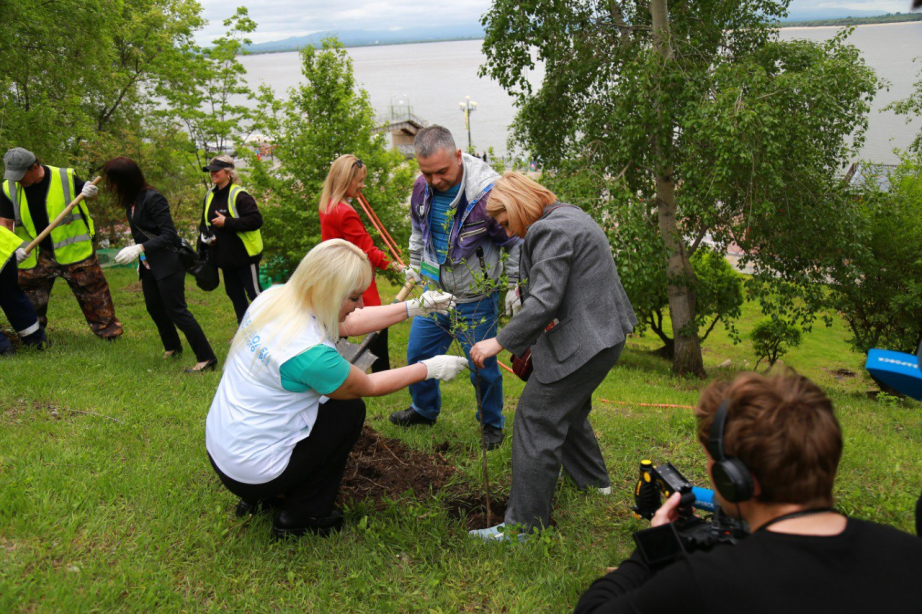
[421,355,469,381]
[406,290,456,318]
[200,232,216,246]
[15,248,28,263]
[505,287,522,316]
[115,244,144,264]
[81,183,98,198]
[404,265,422,285]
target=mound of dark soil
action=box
[338,426,457,510]
[338,426,506,529]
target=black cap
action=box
[202,159,235,172]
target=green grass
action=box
[1,270,920,611]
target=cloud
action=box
[196,1,492,44]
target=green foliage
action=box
[828,155,922,355]
[158,7,260,185]
[0,0,208,244]
[248,38,415,278]
[0,0,203,164]
[750,317,802,369]
[480,0,879,375]
[888,58,922,155]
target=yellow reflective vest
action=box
[203,185,263,257]
[3,166,94,269]
[0,225,26,269]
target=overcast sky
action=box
[195,1,913,45]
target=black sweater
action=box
[200,183,262,270]
[574,518,922,614]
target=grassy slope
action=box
[1,270,919,611]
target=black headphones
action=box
[707,399,754,503]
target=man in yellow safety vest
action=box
[0,148,122,340]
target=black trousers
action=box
[209,398,366,518]
[222,262,262,324]
[140,268,216,362]
[366,326,391,373]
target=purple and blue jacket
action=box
[408,154,522,303]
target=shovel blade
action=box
[335,338,378,371]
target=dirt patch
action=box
[444,492,509,530]
[338,426,457,510]
[338,426,505,529]
[124,281,143,293]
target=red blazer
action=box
[320,201,390,307]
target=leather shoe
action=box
[483,425,504,451]
[273,508,344,539]
[234,497,281,517]
[389,407,436,427]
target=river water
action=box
[240,22,922,164]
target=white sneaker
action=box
[469,523,510,542]
[597,486,612,495]
[469,523,530,542]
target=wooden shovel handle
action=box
[25,176,102,255]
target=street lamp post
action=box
[459,95,477,152]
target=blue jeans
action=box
[406,292,504,429]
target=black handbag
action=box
[132,196,217,290]
[135,226,198,273]
[190,244,219,292]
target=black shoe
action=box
[0,346,15,357]
[234,497,281,518]
[163,349,183,359]
[273,508,344,539]
[483,425,504,451]
[185,359,218,373]
[389,407,436,427]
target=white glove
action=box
[505,287,522,316]
[404,265,422,284]
[421,355,469,381]
[200,232,216,246]
[115,244,144,264]
[406,290,456,317]
[81,183,98,198]
[15,248,28,263]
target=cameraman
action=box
[575,371,922,613]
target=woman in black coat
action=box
[105,157,217,372]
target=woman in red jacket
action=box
[319,154,403,372]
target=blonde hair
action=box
[487,171,557,236]
[319,154,366,214]
[228,239,372,360]
[210,155,240,184]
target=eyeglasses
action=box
[353,158,364,169]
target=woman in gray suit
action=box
[470,172,637,540]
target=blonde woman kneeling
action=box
[206,240,462,539]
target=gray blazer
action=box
[497,204,637,384]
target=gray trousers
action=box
[505,343,623,531]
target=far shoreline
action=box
[244,18,922,56]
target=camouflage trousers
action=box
[18,250,123,339]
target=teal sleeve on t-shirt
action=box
[279,344,352,394]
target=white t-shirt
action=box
[205,293,349,484]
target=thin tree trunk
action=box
[650,0,706,377]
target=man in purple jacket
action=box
[388,126,522,450]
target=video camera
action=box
[630,460,748,569]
